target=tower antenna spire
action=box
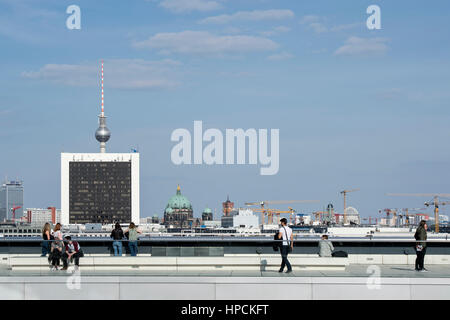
[101,59,104,116]
[95,59,111,153]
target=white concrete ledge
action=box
[8,256,349,271]
[5,254,450,272]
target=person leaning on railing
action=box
[124,222,142,256]
[110,222,124,256]
[41,223,52,257]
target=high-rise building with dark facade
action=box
[69,161,131,223]
[0,180,24,222]
[61,153,140,225]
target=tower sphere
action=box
[95,124,111,143]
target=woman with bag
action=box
[414,220,428,272]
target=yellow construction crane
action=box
[387,193,450,232]
[340,189,359,224]
[312,211,327,223]
[245,200,319,226]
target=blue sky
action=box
[1,0,450,220]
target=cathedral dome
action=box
[166,185,192,211]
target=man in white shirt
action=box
[278,218,293,273]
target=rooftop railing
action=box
[0,237,449,255]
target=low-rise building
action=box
[221,209,258,229]
[26,207,61,226]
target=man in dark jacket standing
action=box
[414,220,428,272]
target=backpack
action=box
[273,232,281,252]
[332,251,348,258]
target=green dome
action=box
[164,207,174,214]
[166,185,192,211]
[203,207,212,214]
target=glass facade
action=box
[0,181,24,222]
[69,161,131,224]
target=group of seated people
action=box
[48,235,84,271]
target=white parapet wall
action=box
[1,276,450,300]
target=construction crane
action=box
[250,207,296,225]
[340,189,359,225]
[387,193,450,232]
[11,206,22,222]
[272,207,298,225]
[381,208,400,226]
[245,200,319,226]
[400,208,427,226]
[312,211,328,224]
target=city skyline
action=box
[1,0,450,219]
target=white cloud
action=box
[330,23,361,32]
[133,30,279,55]
[300,16,360,34]
[299,15,320,24]
[308,22,327,33]
[22,59,181,89]
[267,52,294,61]
[334,37,389,56]
[299,15,328,34]
[199,9,294,24]
[260,25,291,37]
[159,0,222,13]
[222,26,241,34]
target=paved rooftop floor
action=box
[2,264,450,278]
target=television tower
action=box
[95,60,111,153]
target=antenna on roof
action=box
[101,59,104,116]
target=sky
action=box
[1,0,450,221]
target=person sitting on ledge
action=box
[318,234,334,257]
[61,236,83,271]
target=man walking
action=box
[278,218,293,273]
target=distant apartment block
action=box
[26,207,61,226]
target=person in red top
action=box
[61,236,83,271]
